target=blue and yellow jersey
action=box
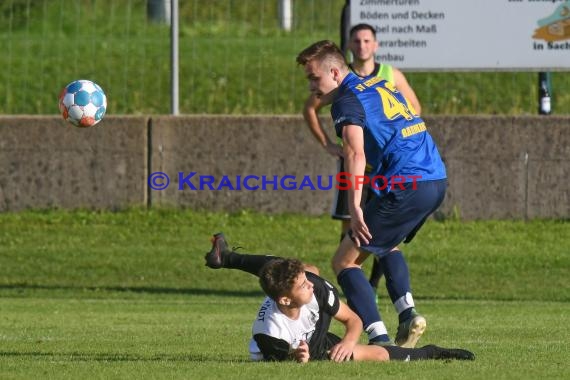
[332,72,446,195]
[342,63,394,173]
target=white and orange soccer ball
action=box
[58,79,107,127]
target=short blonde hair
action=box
[296,40,347,69]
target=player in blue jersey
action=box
[204,233,474,363]
[302,23,422,301]
[296,41,447,348]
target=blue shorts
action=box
[353,179,447,257]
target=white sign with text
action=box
[351,0,570,70]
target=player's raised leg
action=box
[204,233,277,276]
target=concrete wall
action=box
[0,116,148,211]
[1,115,569,219]
[150,115,336,215]
[425,116,570,219]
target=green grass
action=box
[1,297,566,379]
[1,0,569,115]
[0,209,569,379]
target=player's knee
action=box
[331,256,348,275]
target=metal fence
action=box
[0,0,568,116]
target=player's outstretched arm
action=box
[303,263,320,275]
[328,301,362,362]
[341,124,371,246]
[393,67,422,115]
[302,93,343,158]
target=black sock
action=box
[224,252,280,277]
[383,345,436,361]
[384,345,474,361]
[369,256,383,288]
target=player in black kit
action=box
[204,233,475,363]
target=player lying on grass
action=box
[204,233,475,363]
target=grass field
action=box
[1,0,569,115]
[0,209,568,379]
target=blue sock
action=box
[337,267,390,342]
[380,251,414,323]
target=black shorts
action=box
[331,158,373,220]
[355,179,447,257]
[309,332,353,361]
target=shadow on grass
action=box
[6,284,566,303]
[0,351,249,363]
[0,283,264,298]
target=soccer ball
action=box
[58,79,107,127]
